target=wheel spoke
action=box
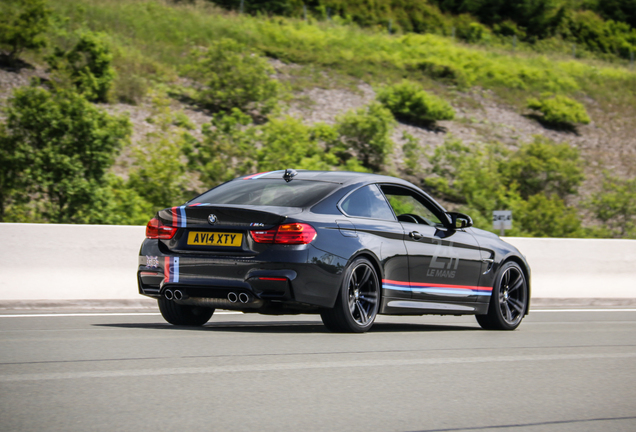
[351,270,358,287]
[509,297,524,314]
[502,302,513,322]
[356,300,369,324]
[502,270,510,287]
[508,275,523,293]
[349,297,356,314]
[359,295,377,304]
[358,265,372,287]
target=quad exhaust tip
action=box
[168,290,251,304]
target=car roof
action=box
[242,170,416,187]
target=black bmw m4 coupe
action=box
[138,169,530,332]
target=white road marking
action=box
[0,311,243,318]
[1,352,634,382]
[0,309,635,318]
[531,309,636,312]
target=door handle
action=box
[409,231,423,240]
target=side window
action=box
[380,185,444,227]
[340,185,396,221]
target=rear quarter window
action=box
[340,185,396,220]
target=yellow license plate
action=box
[187,232,243,247]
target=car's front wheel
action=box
[476,261,528,330]
[321,257,380,333]
[158,297,214,326]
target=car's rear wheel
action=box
[321,257,380,333]
[158,297,214,326]
[476,261,527,330]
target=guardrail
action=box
[0,223,634,300]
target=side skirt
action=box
[380,297,489,316]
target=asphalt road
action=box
[1,308,635,432]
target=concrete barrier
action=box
[503,237,636,298]
[0,223,634,300]
[0,223,145,300]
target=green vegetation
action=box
[47,31,115,102]
[335,102,395,171]
[33,0,634,108]
[0,85,130,223]
[587,172,636,238]
[527,93,591,126]
[0,0,51,64]
[424,136,585,237]
[209,0,636,60]
[377,80,455,126]
[1,0,635,238]
[184,38,281,118]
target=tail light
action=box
[250,223,317,244]
[146,217,178,239]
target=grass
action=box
[44,0,636,111]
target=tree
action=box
[0,85,131,223]
[190,108,258,186]
[423,136,585,237]
[47,31,116,103]
[334,102,396,171]
[502,136,584,200]
[0,0,50,64]
[594,0,636,30]
[511,193,583,238]
[587,172,636,238]
[185,39,281,119]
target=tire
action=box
[476,261,528,330]
[158,297,214,326]
[321,257,380,333]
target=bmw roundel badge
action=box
[208,214,218,225]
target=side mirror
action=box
[447,212,473,229]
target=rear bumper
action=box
[137,239,346,309]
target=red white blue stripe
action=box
[383,279,492,297]
[171,206,188,228]
[164,257,180,283]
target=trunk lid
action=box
[157,204,301,254]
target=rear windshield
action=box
[190,179,339,208]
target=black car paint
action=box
[138,171,531,316]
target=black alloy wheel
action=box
[476,261,528,330]
[321,257,380,333]
[158,297,215,326]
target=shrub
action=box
[334,102,396,171]
[0,0,50,64]
[424,136,585,237]
[377,80,455,126]
[414,60,470,87]
[454,14,491,43]
[401,131,423,175]
[0,85,130,223]
[47,31,116,103]
[191,109,258,185]
[256,116,325,172]
[526,93,591,126]
[511,193,583,238]
[502,136,584,200]
[587,172,636,239]
[185,39,281,119]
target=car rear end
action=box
[137,175,342,312]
